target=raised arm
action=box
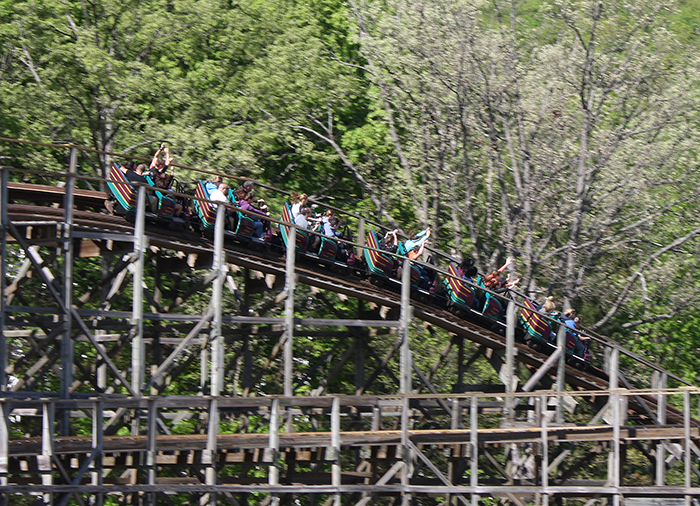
[498,256,515,273]
[150,143,165,169]
[163,146,173,168]
[504,272,520,288]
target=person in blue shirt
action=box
[562,308,589,357]
[402,227,431,253]
[562,308,576,329]
[205,176,223,194]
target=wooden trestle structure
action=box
[1,139,700,505]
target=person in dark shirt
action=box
[149,143,175,189]
[125,164,158,213]
[379,229,399,253]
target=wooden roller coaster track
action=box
[1,139,699,506]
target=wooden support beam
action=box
[284,227,296,406]
[60,149,77,435]
[131,186,146,398]
[0,167,7,401]
[91,399,104,506]
[269,398,280,506]
[357,337,402,396]
[6,221,137,397]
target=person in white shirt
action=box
[294,207,320,251]
[291,192,308,222]
[209,183,234,229]
[294,206,309,229]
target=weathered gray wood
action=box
[401,394,412,506]
[6,222,138,397]
[269,398,280,506]
[541,393,549,497]
[556,321,566,423]
[284,226,296,400]
[0,168,8,399]
[331,396,341,506]
[611,347,621,506]
[146,398,157,505]
[470,395,479,506]
[3,158,700,505]
[655,371,667,486]
[145,307,214,391]
[521,348,562,392]
[91,399,104,506]
[205,205,227,502]
[505,301,516,421]
[60,147,77,436]
[131,185,146,397]
[357,218,365,255]
[40,402,54,502]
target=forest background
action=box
[1,0,700,387]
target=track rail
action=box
[2,158,699,501]
[5,201,690,426]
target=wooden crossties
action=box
[0,391,699,503]
[0,143,699,505]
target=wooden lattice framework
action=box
[0,140,699,506]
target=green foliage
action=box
[5,6,700,494]
[671,0,700,44]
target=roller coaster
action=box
[1,137,700,506]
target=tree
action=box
[0,0,376,204]
[0,0,194,176]
[350,0,700,333]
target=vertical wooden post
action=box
[146,398,157,506]
[609,347,619,390]
[555,322,566,424]
[131,185,146,397]
[399,257,412,506]
[331,396,341,506]
[92,399,104,506]
[204,204,226,506]
[450,397,460,428]
[610,347,621,506]
[200,344,208,395]
[400,257,412,395]
[96,338,107,392]
[540,393,549,506]
[505,301,516,420]
[357,218,365,256]
[269,398,280,505]
[130,186,146,488]
[284,227,296,432]
[211,204,226,398]
[60,147,77,435]
[470,396,479,506]
[654,371,667,486]
[0,167,7,393]
[243,268,253,397]
[448,397,460,506]
[40,401,54,503]
[401,394,411,506]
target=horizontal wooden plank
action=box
[8,425,698,457]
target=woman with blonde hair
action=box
[541,296,556,313]
[290,192,308,222]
